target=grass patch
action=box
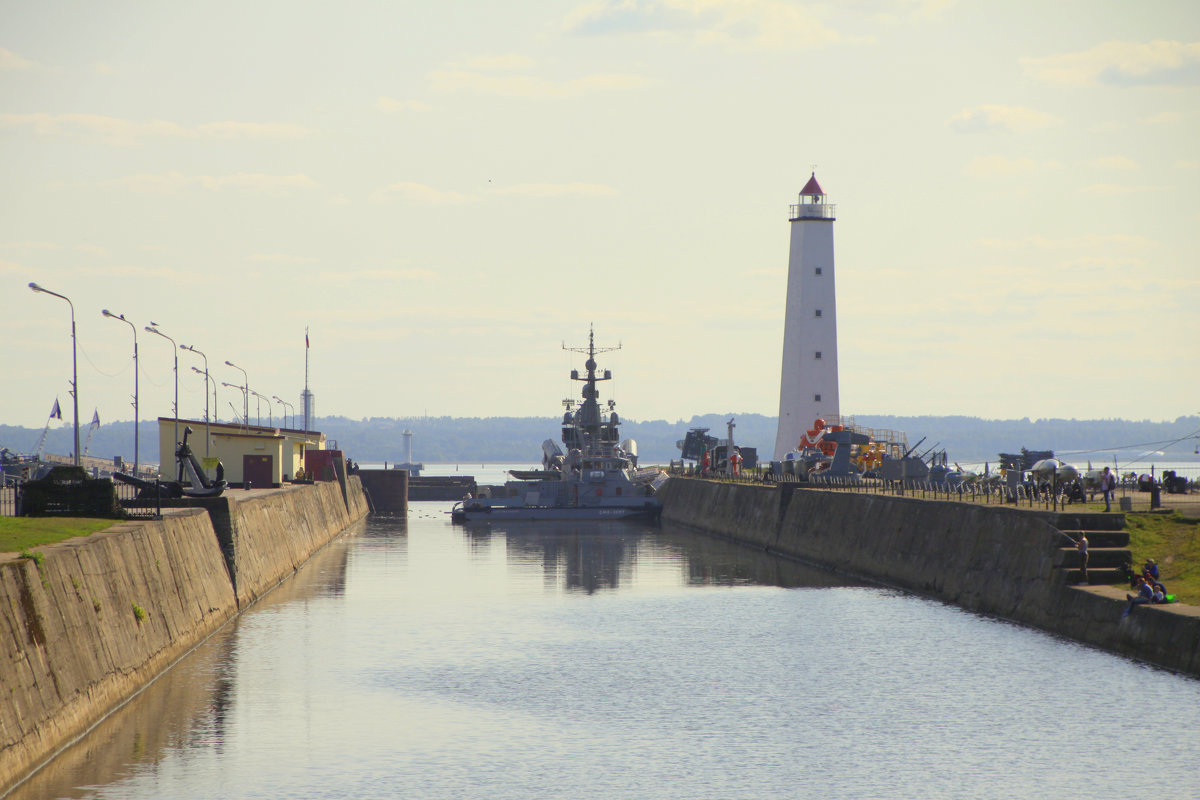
[131,602,146,624]
[0,517,116,554]
[17,550,45,571]
[1126,510,1200,605]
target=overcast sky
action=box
[2,0,1197,434]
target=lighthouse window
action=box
[814,394,822,402]
[815,351,822,359]
[815,309,822,317]
[815,267,822,275]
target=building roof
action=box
[800,172,825,197]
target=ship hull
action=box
[452,501,661,523]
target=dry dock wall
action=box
[660,478,1200,677]
[0,477,367,794]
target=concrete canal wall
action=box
[660,478,1200,677]
[0,477,367,794]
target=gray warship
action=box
[451,329,665,523]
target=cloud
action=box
[429,69,647,97]
[0,113,315,145]
[451,54,536,71]
[248,253,319,264]
[76,264,202,283]
[314,267,439,282]
[369,182,478,205]
[1089,156,1139,171]
[1145,111,1183,125]
[2,241,107,255]
[563,0,846,50]
[194,121,312,139]
[486,182,617,197]
[963,155,1060,178]
[1176,160,1200,169]
[370,180,618,204]
[375,97,433,113]
[106,171,319,194]
[977,234,1153,249]
[949,105,1059,134]
[1079,183,1167,196]
[1,47,35,71]
[1021,40,1200,88]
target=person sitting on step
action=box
[1123,577,1155,617]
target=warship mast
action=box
[563,326,621,453]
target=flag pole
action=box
[303,327,310,435]
[36,399,62,459]
[83,409,100,457]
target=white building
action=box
[773,173,839,461]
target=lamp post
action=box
[273,396,294,428]
[250,389,271,427]
[192,367,217,425]
[102,309,139,476]
[225,360,248,431]
[182,345,211,457]
[144,323,178,459]
[221,382,248,429]
[28,283,80,467]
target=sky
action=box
[2,0,1198,434]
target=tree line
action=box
[5,414,1197,467]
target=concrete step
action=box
[1059,530,1129,548]
[1063,568,1128,585]
[1043,511,1126,531]
[1057,547,1132,569]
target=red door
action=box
[243,455,273,488]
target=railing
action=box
[115,480,163,520]
[788,202,836,220]
[1,479,20,517]
[1,477,160,519]
[668,466,1193,513]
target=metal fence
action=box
[0,481,19,517]
[669,467,1193,514]
[114,479,163,520]
[0,477,160,519]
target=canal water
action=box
[10,505,1200,800]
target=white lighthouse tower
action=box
[773,173,839,461]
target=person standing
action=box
[1077,532,1089,584]
[1101,466,1116,512]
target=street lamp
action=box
[102,309,139,476]
[191,367,217,425]
[250,389,271,427]
[182,345,211,456]
[272,395,294,428]
[221,382,248,430]
[225,360,248,431]
[28,283,80,467]
[144,323,178,458]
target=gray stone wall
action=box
[660,478,1200,677]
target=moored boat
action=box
[451,329,665,523]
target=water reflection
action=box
[10,512,1200,800]
[7,528,356,800]
[491,522,641,594]
[463,518,858,594]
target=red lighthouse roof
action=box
[800,172,825,196]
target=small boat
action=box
[452,329,665,523]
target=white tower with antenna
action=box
[773,172,839,461]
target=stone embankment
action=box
[0,477,368,794]
[660,478,1200,677]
